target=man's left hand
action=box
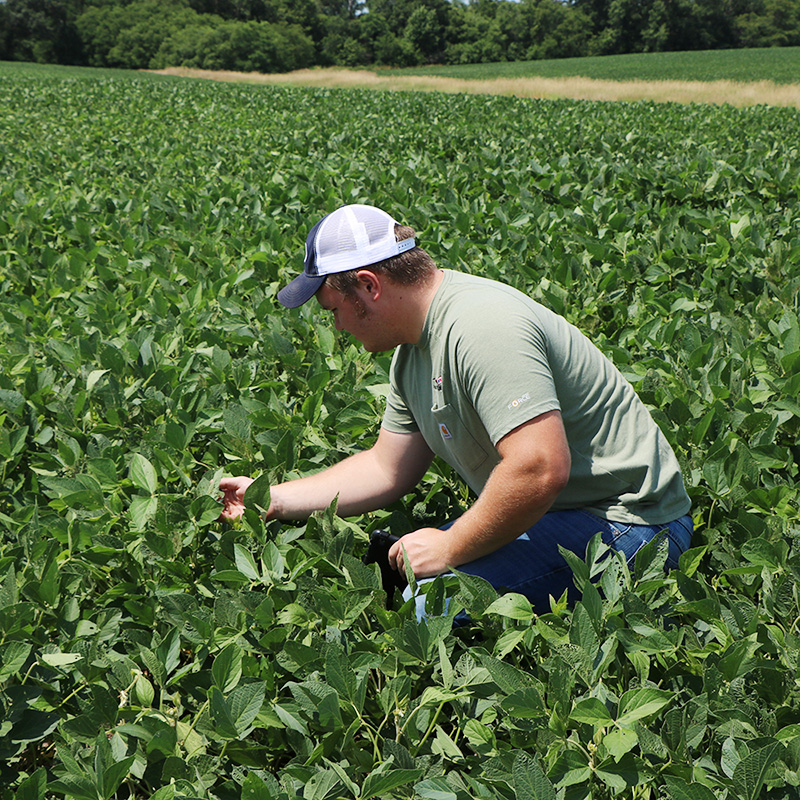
[387,527,456,579]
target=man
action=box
[220,204,693,611]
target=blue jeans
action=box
[403,509,693,617]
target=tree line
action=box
[0,0,798,73]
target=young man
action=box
[220,204,692,610]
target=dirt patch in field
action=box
[149,66,800,108]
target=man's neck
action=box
[392,268,444,346]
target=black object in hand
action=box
[362,529,408,607]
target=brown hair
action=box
[325,224,436,297]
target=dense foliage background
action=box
[0,0,799,71]
[1,62,799,799]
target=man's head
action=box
[276,204,435,309]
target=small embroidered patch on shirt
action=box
[433,376,443,390]
[439,423,452,439]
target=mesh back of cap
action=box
[316,206,395,271]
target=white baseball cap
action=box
[277,204,416,308]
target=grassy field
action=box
[154,64,800,109]
[5,47,800,107]
[0,60,170,81]
[150,45,800,108]
[388,46,800,84]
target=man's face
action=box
[315,281,389,353]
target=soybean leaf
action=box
[513,751,557,800]
[129,454,158,494]
[212,644,243,693]
[616,688,674,726]
[732,741,784,800]
[244,472,271,514]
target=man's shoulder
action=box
[437,270,534,313]
[436,271,550,335]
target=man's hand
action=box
[219,476,254,520]
[388,527,456,579]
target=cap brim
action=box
[277,272,326,308]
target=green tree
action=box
[106,2,205,68]
[75,0,210,68]
[319,0,366,19]
[2,0,84,63]
[589,0,736,54]
[736,0,800,46]
[75,4,130,66]
[404,4,446,62]
[318,15,367,64]
[0,4,11,60]
[519,0,591,59]
[184,0,276,19]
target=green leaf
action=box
[223,682,267,738]
[241,772,279,800]
[678,545,707,577]
[129,453,157,494]
[86,369,110,392]
[39,652,82,669]
[716,635,761,681]
[741,537,780,569]
[664,776,716,800]
[732,741,784,800]
[361,768,423,798]
[234,543,260,581]
[604,726,638,761]
[134,674,155,707]
[212,644,243,693]
[304,769,344,800]
[474,652,534,694]
[414,778,457,800]
[570,697,613,727]
[594,753,646,792]
[513,751,557,800]
[557,544,589,591]
[500,688,546,718]
[731,214,750,239]
[0,641,32,681]
[15,768,47,800]
[244,472,271,513]
[485,592,534,621]
[616,687,673,726]
[549,750,591,788]
[452,569,497,615]
[129,495,158,530]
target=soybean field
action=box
[1,64,799,800]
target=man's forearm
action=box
[267,429,434,521]
[269,449,407,520]
[443,456,563,565]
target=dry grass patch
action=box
[150,66,800,108]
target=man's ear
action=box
[355,269,382,300]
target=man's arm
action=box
[219,427,434,521]
[388,409,571,577]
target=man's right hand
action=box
[218,476,255,520]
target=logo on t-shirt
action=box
[439,423,452,439]
[508,392,531,411]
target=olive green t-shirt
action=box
[382,270,690,524]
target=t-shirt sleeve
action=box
[455,307,562,445]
